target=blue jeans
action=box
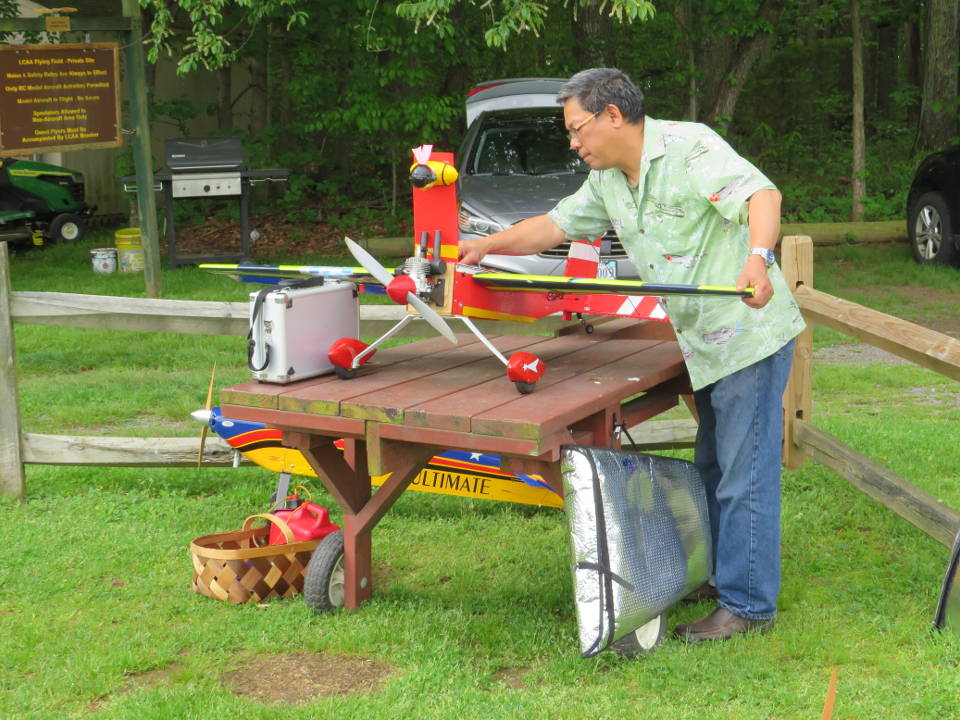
[693,339,795,620]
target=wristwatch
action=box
[749,247,776,267]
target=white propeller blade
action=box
[344,236,457,345]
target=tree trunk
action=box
[675,0,697,120]
[571,3,614,67]
[915,0,959,153]
[874,22,897,117]
[902,20,922,126]
[697,34,733,125]
[851,0,866,221]
[217,65,232,132]
[248,45,269,139]
[703,0,785,132]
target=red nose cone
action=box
[507,352,546,383]
[387,275,416,305]
[328,337,374,368]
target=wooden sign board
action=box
[0,43,121,156]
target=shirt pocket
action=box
[641,193,704,263]
[642,194,687,223]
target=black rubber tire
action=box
[609,613,667,658]
[47,213,85,243]
[514,380,536,394]
[303,530,345,613]
[908,191,958,265]
[334,366,357,380]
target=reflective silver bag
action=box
[561,446,713,656]
[934,529,960,633]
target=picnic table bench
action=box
[221,318,689,609]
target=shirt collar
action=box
[642,116,665,165]
[621,116,662,194]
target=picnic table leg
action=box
[283,431,434,609]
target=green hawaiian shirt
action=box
[549,116,806,390]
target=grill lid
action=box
[165,137,244,173]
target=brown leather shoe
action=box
[681,582,719,603]
[674,607,774,642]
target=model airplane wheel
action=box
[334,366,357,380]
[609,613,667,658]
[514,381,536,394]
[304,530,345,613]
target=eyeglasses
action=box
[568,110,601,141]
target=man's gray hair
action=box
[557,68,645,124]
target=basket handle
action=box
[242,512,296,545]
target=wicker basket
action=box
[190,513,320,604]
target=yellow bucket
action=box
[115,228,144,273]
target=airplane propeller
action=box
[344,236,457,345]
[195,362,216,468]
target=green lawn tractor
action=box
[0,157,96,246]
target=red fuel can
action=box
[268,496,340,545]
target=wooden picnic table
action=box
[221,318,688,609]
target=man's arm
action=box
[458,213,568,266]
[736,188,782,309]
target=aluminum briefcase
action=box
[248,280,359,384]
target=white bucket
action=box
[90,248,117,274]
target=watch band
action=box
[750,247,776,266]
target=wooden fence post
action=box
[122,0,163,299]
[0,243,25,499]
[781,235,813,470]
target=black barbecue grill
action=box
[166,137,243,199]
[122,137,288,267]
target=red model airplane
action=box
[202,145,752,393]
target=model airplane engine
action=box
[398,231,447,305]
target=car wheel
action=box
[47,213,86,243]
[908,191,957,265]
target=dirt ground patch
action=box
[492,665,534,690]
[814,284,960,365]
[813,344,910,365]
[222,652,394,705]
[169,212,410,258]
[844,285,960,336]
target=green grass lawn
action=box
[2,233,959,719]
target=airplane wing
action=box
[469,271,754,297]
[199,263,390,286]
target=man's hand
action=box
[458,214,568,267]
[737,255,773,308]
[458,237,490,266]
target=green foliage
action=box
[144,0,309,73]
[151,94,205,136]
[132,0,950,225]
[396,0,654,48]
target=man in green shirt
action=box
[459,68,806,642]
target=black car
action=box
[907,146,960,265]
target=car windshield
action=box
[467,113,587,176]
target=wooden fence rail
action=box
[784,235,960,548]
[793,421,960,548]
[2,235,958,554]
[7,292,575,338]
[0,257,615,498]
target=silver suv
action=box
[456,78,635,278]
